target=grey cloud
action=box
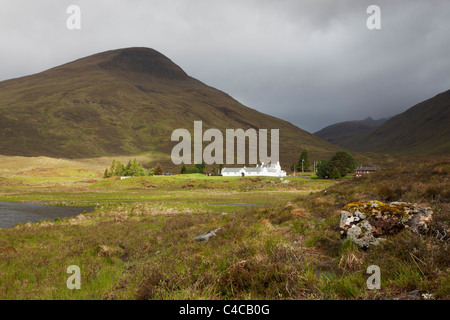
[0,0,449,132]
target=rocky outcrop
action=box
[339,201,433,248]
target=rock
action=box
[194,228,221,242]
[395,290,435,300]
[395,289,421,300]
[346,220,382,248]
[421,293,435,300]
[339,201,433,248]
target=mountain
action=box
[348,90,450,155]
[0,47,340,168]
[314,117,388,149]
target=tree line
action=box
[179,162,222,175]
[315,151,356,179]
[292,149,356,179]
[180,162,206,174]
[103,159,164,178]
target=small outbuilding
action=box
[354,166,377,177]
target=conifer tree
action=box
[109,159,116,176]
[153,163,164,176]
[125,160,132,176]
[128,159,144,176]
[114,161,126,176]
[297,149,311,172]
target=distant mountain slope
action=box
[0,47,340,167]
[348,90,450,155]
[314,117,388,149]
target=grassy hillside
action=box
[314,117,388,149]
[0,47,340,169]
[346,90,450,155]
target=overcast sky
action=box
[1,0,449,132]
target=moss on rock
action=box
[340,201,433,249]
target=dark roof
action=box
[355,166,377,171]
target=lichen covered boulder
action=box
[340,201,433,248]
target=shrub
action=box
[184,166,201,174]
[153,163,164,175]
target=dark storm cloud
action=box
[1,0,449,132]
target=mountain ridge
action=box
[350,90,450,155]
[0,47,340,167]
[314,90,450,155]
[314,116,389,148]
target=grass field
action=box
[0,156,448,300]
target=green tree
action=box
[316,160,330,178]
[330,167,341,179]
[153,163,164,176]
[195,162,206,174]
[106,159,125,177]
[328,151,356,177]
[109,159,116,176]
[128,159,145,177]
[180,164,187,174]
[297,149,311,172]
[113,161,126,176]
[105,159,132,177]
[124,160,132,176]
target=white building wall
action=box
[221,162,286,177]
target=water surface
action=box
[0,201,94,228]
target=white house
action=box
[221,162,286,177]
